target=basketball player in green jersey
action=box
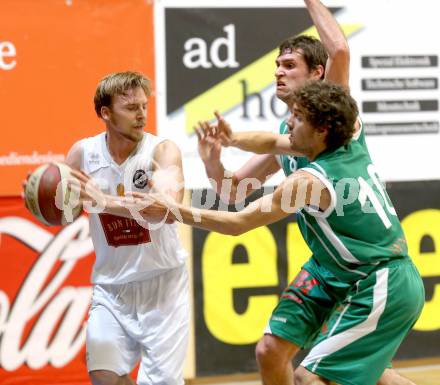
[197,1,419,383]
[146,81,424,385]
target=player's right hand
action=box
[213,110,234,147]
[21,172,31,210]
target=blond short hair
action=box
[94,71,152,117]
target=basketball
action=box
[24,162,82,226]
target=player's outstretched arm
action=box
[208,111,296,155]
[228,131,294,155]
[305,0,350,87]
[151,170,326,236]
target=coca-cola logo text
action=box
[0,216,93,371]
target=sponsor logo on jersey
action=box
[99,213,151,247]
[88,152,100,165]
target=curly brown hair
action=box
[293,81,358,151]
[278,35,327,80]
[94,71,152,118]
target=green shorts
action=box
[267,257,424,385]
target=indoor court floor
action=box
[192,364,440,385]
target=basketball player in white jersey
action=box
[65,72,188,385]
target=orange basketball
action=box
[24,162,82,226]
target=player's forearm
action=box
[203,158,226,188]
[229,131,277,154]
[202,160,236,203]
[230,131,295,155]
[174,192,286,235]
[304,0,349,58]
[101,195,167,223]
[175,203,249,236]
[100,195,140,218]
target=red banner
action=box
[0,197,95,385]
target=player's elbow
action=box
[331,41,350,61]
[224,218,251,236]
[226,226,245,237]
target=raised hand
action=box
[195,120,222,164]
[214,110,234,147]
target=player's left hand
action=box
[195,119,222,164]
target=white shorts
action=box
[86,265,189,385]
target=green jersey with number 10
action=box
[278,120,408,282]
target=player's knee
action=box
[255,338,271,368]
[255,336,283,370]
[89,370,125,385]
[377,369,393,385]
[294,366,326,385]
[377,369,415,385]
[293,367,308,385]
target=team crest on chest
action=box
[133,169,148,189]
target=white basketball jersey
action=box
[81,132,187,284]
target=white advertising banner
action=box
[155,0,439,188]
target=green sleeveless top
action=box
[299,140,407,282]
[278,119,407,282]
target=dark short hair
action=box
[94,71,152,118]
[293,81,358,151]
[278,35,327,80]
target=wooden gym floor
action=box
[188,359,440,385]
